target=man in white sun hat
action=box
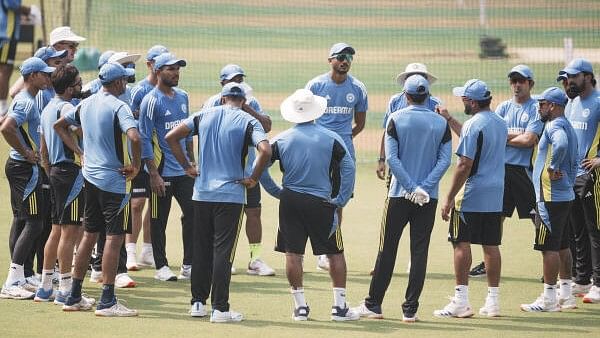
[260,89,358,321]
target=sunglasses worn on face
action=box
[333,54,353,62]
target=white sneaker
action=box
[210,309,243,323]
[402,312,419,323]
[331,304,360,321]
[190,301,207,317]
[179,265,192,280]
[126,251,139,271]
[583,285,600,304]
[433,297,474,318]
[292,305,310,321]
[572,282,592,297]
[138,249,155,267]
[154,266,177,281]
[558,295,578,309]
[478,298,500,317]
[520,295,560,312]
[62,294,95,311]
[247,259,275,276]
[0,284,35,300]
[95,299,138,317]
[351,301,383,319]
[231,266,237,275]
[115,273,136,288]
[26,275,41,287]
[89,269,103,283]
[316,255,330,271]
[23,276,39,292]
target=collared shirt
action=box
[7,89,39,161]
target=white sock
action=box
[6,263,24,286]
[487,286,499,303]
[125,242,136,254]
[544,283,557,302]
[333,287,347,308]
[559,279,571,298]
[59,273,72,293]
[0,100,7,114]
[455,285,469,304]
[291,288,306,308]
[41,269,54,290]
[142,243,152,254]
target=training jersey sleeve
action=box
[330,137,356,208]
[525,110,544,136]
[420,124,452,193]
[455,119,478,159]
[385,119,417,192]
[549,125,569,171]
[130,85,145,114]
[8,98,34,127]
[259,140,283,199]
[249,118,267,147]
[63,104,81,127]
[138,95,157,160]
[354,80,368,113]
[116,104,137,133]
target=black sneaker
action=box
[293,305,310,321]
[469,262,486,277]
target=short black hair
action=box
[52,64,79,94]
[475,97,492,108]
[406,92,428,104]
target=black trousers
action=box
[570,175,593,285]
[365,197,437,315]
[150,175,194,269]
[190,201,243,312]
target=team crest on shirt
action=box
[582,108,590,118]
[520,113,529,123]
[181,104,187,114]
[346,93,355,103]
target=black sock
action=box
[100,284,115,304]
[71,278,83,299]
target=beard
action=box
[127,75,136,84]
[464,104,473,115]
[566,86,580,99]
[71,90,83,99]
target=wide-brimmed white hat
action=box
[49,26,86,46]
[108,52,141,65]
[396,63,437,86]
[280,89,327,124]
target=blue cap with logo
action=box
[403,74,429,95]
[508,64,533,79]
[453,79,492,101]
[99,62,135,85]
[556,71,567,82]
[34,46,67,62]
[146,45,169,61]
[535,87,568,107]
[153,53,186,71]
[221,82,246,98]
[220,64,245,81]
[329,42,355,57]
[561,57,593,75]
[98,50,116,69]
[20,57,56,75]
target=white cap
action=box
[108,52,141,65]
[280,89,327,124]
[396,63,437,86]
[49,26,86,46]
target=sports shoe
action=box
[179,265,192,280]
[34,287,55,302]
[190,301,207,317]
[582,285,600,303]
[0,284,35,300]
[89,269,103,283]
[478,299,500,317]
[154,266,177,282]
[317,255,330,272]
[54,290,68,305]
[293,305,310,321]
[63,294,95,311]
[210,309,243,323]
[247,259,275,276]
[115,273,136,288]
[331,304,360,321]
[22,276,39,292]
[572,282,592,297]
[231,266,237,275]
[351,301,383,319]
[469,262,486,277]
[126,251,139,271]
[520,295,560,312]
[433,297,474,318]
[558,295,578,309]
[402,312,419,323]
[95,298,138,317]
[138,249,155,267]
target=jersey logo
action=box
[582,108,590,118]
[181,104,187,114]
[325,95,331,100]
[346,93,355,103]
[520,113,529,123]
[165,110,172,116]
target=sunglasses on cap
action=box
[332,53,353,62]
[123,63,136,69]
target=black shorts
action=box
[245,183,261,208]
[448,209,503,245]
[5,158,46,220]
[275,189,343,255]
[502,164,536,219]
[0,37,17,65]
[534,201,572,251]
[572,171,600,225]
[84,180,131,235]
[49,163,84,225]
[131,170,150,198]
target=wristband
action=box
[378,157,385,162]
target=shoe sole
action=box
[560,304,578,309]
[210,318,243,323]
[0,294,34,300]
[479,311,501,317]
[95,311,138,317]
[178,275,190,280]
[155,276,177,282]
[116,282,136,288]
[519,306,561,312]
[34,297,53,302]
[190,312,207,317]
[331,315,360,321]
[246,269,275,276]
[434,310,474,318]
[127,266,139,271]
[582,298,600,303]
[316,266,329,272]
[293,315,308,321]
[402,317,418,323]
[63,306,92,312]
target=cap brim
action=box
[329,46,355,57]
[51,50,68,59]
[396,72,437,86]
[280,95,327,124]
[562,67,581,75]
[508,71,531,79]
[223,72,244,80]
[124,68,135,77]
[166,59,187,68]
[41,66,56,73]
[113,54,141,65]
[452,86,466,97]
